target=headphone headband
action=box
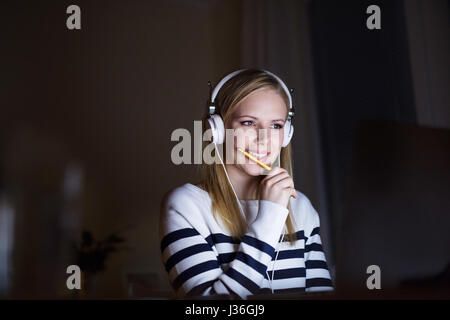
[208,69,295,120]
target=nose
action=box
[256,127,271,150]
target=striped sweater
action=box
[159,183,333,299]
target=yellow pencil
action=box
[237,148,272,171]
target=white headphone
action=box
[207,69,295,147]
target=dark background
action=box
[0,0,449,298]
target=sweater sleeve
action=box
[160,190,289,299]
[302,197,334,292]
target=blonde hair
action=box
[198,69,296,245]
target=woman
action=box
[160,69,333,299]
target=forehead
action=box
[233,88,287,118]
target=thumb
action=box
[290,188,298,199]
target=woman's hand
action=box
[259,167,298,208]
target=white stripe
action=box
[177,268,222,297]
[278,240,302,250]
[306,286,334,292]
[231,259,265,283]
[306,268,331,279]
[273,277,306,290]
[162,234,209,263]
[305,251,326,261]
[306,233,322,245]
[215,242,239,253]
[216,242,273,264]
[261,278,271,289]
[221,272,252,299]
[212,280,229,295]
[168,251,218,281]
[240,241,274,260]
[267,258,304,271]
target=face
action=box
[225,87,287,176]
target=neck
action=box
[225,165,261,200]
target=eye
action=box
[271,123,284,129]
[240,121,254,126]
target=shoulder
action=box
[161,183,210,212]
[290,190,321,235]
[159,183,212,232]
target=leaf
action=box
[103,246,117,254]
[82,230,93,248]
[106,234,124,244]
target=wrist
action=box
[247,200,289,247]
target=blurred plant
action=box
[74,230,127,274]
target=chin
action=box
[241,164,266,176]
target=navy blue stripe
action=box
[272,248,304,260]
[204,235,215,248]
[298,230,307,241]
[206,233,241,244]
[198,230,310,246]
[265,267,306,280]
[257,287,273,294]
[225,267,260,294]
[219,249,301,270]
[186,279,216,297]
[220,249,304,264]
[218,252,236,264]
[241,235,275,257]
[161,228,200,252]
[306,277,333,288]
[234,251,267,277]
[305,260,329,270]
[164,243,213,272]
[305,242,323,253]
[274,287,306,294]
[281,230,306,242]
[310,227,320,237]
[172,260,220,290]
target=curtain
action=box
[241,0,335,276]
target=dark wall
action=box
[307,0,417,259]
[0,0,242,298]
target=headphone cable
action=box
[213,143,245,217]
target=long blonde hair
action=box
[198,69,296,245]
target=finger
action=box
[264,172,290,186]
[261,167,289,183]
[264,166,287,178]
[261,170,286,185]
[285,187,298,199]
[272,176,294,189]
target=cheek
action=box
[234,128,257,148]
[270,129,284,149]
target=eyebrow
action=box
[237,115,285,122]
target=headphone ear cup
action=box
[207,114,225,144]
[282,121,294,147]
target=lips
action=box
[248,151,269,158]
[247,150,271,163]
